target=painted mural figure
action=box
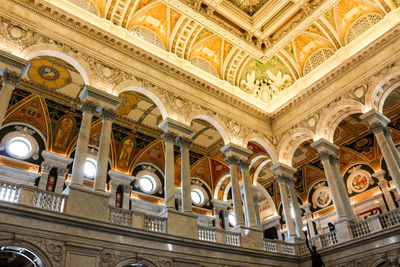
[119,139,135,168]
[54,117,73,149]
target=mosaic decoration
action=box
[312,181,331,209]
[346,165,374,194]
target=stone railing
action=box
[224,231,241,247]
[144,215,166,233]
[264,239,308,255]
[0,181,20,203]
[32,190,66,213]
[379,209,400,229]
[319,231,339,248]
[198,226,216,242]
[109,206,132,226]
[264,239,278,253]
[350,220,371,238]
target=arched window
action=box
[0,246,45,267]
[84,158,97,180]
[8,137,32,159]
[131,27,165,50]
[138,175,156,193]
[190,56,219,78]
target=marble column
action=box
[238,159,257,228]
[361,109,400,198]
[302,203,317,237]
[212,199,231,230]
[69,100,97,186]
[161,132,177,211]
[311,139,356,223]
[0,70,20,126]
[94,108,116,192]
[275,175,296,239]
[108,170,135,208]
[122,184,131,210]
[38,163,52,190]
[226,156,245,227]
[55,167,69,193]
[384,127,400,168]
[373,170,396,211]
[287,178,305,238]
[177,136,192,214]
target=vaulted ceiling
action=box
[64,0,398,106]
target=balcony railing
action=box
[109,206,132,226]
[320,231,339,248]
[350,220,371,238]
[224,231,241,247]
[32,190,66,213]
[0,182,20,203]
[379,209,400,229]
[144,215,166,233]
[198,226,216,242]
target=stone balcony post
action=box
[212,199,231,230]
[302,203,317,237]
[39,151,73,193]
[361,109,400,199]
[0,50,31,126]
[38,163,52,191]
[108,170,135,209]
[373,170,396,211]
[160,132,177,211]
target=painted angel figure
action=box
[266,70,292,93]
[240,71,258,95]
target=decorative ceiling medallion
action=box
[347,165,374,194]
[312,182,331,209]
[228,0,269,15]
[28,59,72,90]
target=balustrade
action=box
[0,182,20,203]
[320,231,338,248]
[224,232,241,247]
[144,215,166,233]
[32,190,66,212]
[282,243,295,255]
[297,242,308,255]
[350,220,371,238]
[198,226,216,242]
[109,206,132,226]
[264,239,278,253]
[379,209,400,229]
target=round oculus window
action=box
[8,137,32,159]
[139,175,156,193]
[191,188,204,205]
[83,158,97,179]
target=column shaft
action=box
[162,133,176,210]
[70,101,97,185]
[0,71,20,126]
[238,159,257,228]
[226,157,245,227]
[277,177,296,238]
[95,109,115,191]
[287,180,305,238]
[177,137,192,214]
[384,128,400,169]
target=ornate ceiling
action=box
[63,0,398,107]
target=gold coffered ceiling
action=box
[63,0,398,107]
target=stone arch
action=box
[277,128,315,166]
[213,174,230,200]
[255,183,278,222]
[244,135,277,164]
[21,43,93,86]
[188,113,231,145]
[0,239,53,267]
[251,156,271,186]
[316,100,367,142]
[112,79,170,119]
[115,257,157,267]
[366,64,400,112]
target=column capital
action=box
[220,143,252,159]
[158,118,194,137]
[161,132,177,143]
[329,154,339,165]
[100,107,117,121]
[311,138,338,155]
[275,174,289,184]
[369,122,386,135]
[81,100,98,114]
[225,155,240,166]
[41,163,52,173]
[176,136,192,148]
[317,151,331,161]
[360,109,390,127]
[383,126,392,138]
[237,159,251,169]
[270,163,296,177]
[2,69,21,86]
[57,167,68,176]
[79,85,122,109]
[108,170,135,185]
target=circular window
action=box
[191,188,204,205]
[8,137,32,159]
[228,212,236,227]
[139,175,156,193]
[84,158,97,179]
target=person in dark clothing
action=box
[305,234,325,267]
[328,222,335,232]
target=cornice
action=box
[10,0,272,121]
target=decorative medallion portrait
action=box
[28,58,71,90]
[312,182,332,209]
[347,165,373,194]
[38,65,60,81]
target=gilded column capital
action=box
[100,107,117,121]
[81,100,98,114]
[369,122,385,135]
[2,69,21,86]
[225,156,240,166]
[176,136,192,149]
[237,159,250,169]
[161,132,177,144]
